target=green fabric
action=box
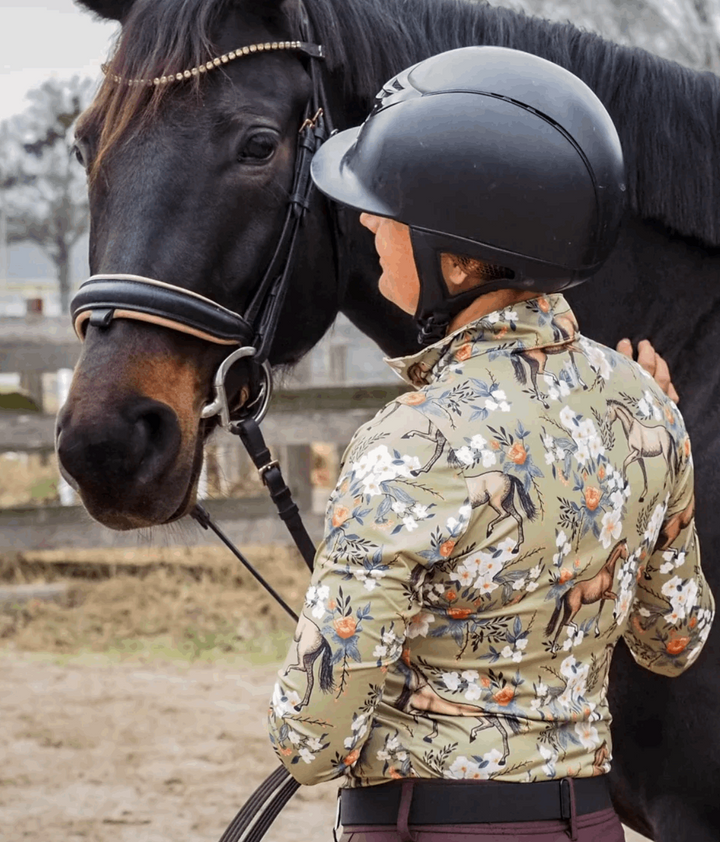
[268,294,713,787]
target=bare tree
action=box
[1,76,94,314]
[497,0,720,72]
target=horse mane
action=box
[308,0,720,248]
[81,0,720,246]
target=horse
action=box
[283,613,334,709]
[606,400,678,501]
[62,0,720,838]
[510,311,588,407]
[546,538,628,654]
[394,660,523,765]
[466,470,536,554]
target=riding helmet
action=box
[311,46,626,344]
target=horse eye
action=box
[72,143,86,169]
[238,132,278,163]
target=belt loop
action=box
[560,778,578,841]
[333,789,343,842]
[397,779,417,842]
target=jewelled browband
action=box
[102,40,325,88]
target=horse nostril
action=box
[126,399,182,483]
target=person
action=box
[267,46,713,842]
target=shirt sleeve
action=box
[267,403,471,785]
[623,435,714,676]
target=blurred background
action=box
[0,2,716,840]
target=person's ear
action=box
[441,254,472,292]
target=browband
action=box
[71,275,254,346]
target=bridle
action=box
[71,29,332,432]
[69,12,338,842]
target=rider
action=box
[267,47,714,841]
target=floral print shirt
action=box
[267,294,713,787]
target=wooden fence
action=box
[0,384,408,551]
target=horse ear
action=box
[75,0,136,23]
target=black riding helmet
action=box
[311,46,626,345]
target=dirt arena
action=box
[0,547,648,842]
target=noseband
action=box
[70,31,330,429]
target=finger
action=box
[654,354,680,403]
[636,339,657,376]
[616,338,633,359]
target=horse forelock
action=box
[80,0,237,179]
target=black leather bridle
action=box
[71,29,331,430]
[69,14,336,842]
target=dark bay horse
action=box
[61,0,720,838]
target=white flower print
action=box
[580,339,612,381]
[442,672,461,691]
[406,611,435,639]
[644,499,668,545]
[298,747,316,764]
[305,584,330,618]
[403,516,419,532]
[271,683,302,718]
[456,446,475,466]
[600,508,623,549]
[575,721,601,749]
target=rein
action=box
[69,11,335,842]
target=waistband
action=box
[340,777,613,826]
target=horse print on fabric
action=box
[466,470,537,554]
[283,613,335,710]
[509,312,587,408]
[393,660,523,765]
[605,400,678,501]
[545,538,629,655]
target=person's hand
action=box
[616,338,679,403]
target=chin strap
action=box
[410,228,532,346]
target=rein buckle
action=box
[258,459,280,485]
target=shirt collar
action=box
[385,294,579,387]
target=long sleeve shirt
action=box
[267,293,714,787]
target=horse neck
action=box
[605,542,626,574]
[610,404,633,435]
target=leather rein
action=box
[69,15,335,842]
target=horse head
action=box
[57,0,341,529]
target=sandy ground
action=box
[0,651,650,842]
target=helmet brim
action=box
[310,127,395,218]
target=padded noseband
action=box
[72,275,255,346]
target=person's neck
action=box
[447,289,539,334]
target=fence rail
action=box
[0,383,409,551]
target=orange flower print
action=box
[402,648,411,667]
[447,607,472,620]
[559,568,574,584]
[334,616,357,639]
[455,343,473,362]
[491,440,501,450]
[446,590,458,602]
[398,391,426,406]
[332,505,350,528]
[496,325,508,339]
[507,442,527,465]
[493,686,515,706]
[328,599,336,611]
[584,486,601,511]
[537,297,551,313]
[664,405,674,425]
[684,437,691,458]
[389,766,402,779]
[690,616,698,629]
[481,676,491,688]
[344,748,361,766]
[666,636,690,655]
[598,465,606,481]
[439,540,456,558]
